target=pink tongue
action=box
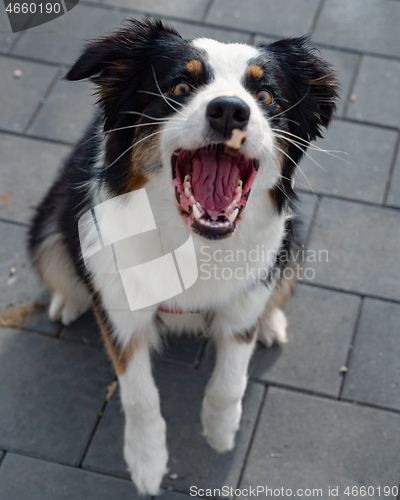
[191,150,239,217]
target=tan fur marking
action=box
[93,307,138,376]
[234,324,259,344]
[247,65,264,79]
[185,59,202,75]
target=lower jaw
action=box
[172,147,258,240]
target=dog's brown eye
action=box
[256,89,273,105]
[172,82,193,96]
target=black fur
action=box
[65,19,212,197]
[257,36,338,212]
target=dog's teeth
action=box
[227,208,239,223]
[189,196,196,204]
[192,204,202,220]
[184,187,192,198]
[234,192,241,203]
[225,200,238,214]
[184,175,191,184]
[236,179,243,189]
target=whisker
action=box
[273,143,319,195]
[104,128,179,171]
[137,90,186,108]
[151,66,188,118]
[271,130,350,166]
[270,86,311,120]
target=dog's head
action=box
[67,19,338,241]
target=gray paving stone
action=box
[0,221,45,311]
[160,333,205,367]
[293,191,318,246]
[206,0,320,38]
[307,198,400,301]
[84,362,264,494]
[28,78,96,143]
[104,0,210,21]
[298,120,397,203]
[250,285,360,396]
[11,5,128,65]
[0,328,113,464]
[0,57,58,133]
[0,453,141,500]
[167,20,251,43]
[0,134,70,224]
[158,491,191,500]
[387,153,400,209]
[313,0,400,58]
[314,48,359,118]
[346,56,400,128]
[60,310,103,349]
[240,387,400,498]
[342,299,400,411]
[0,10,18,53]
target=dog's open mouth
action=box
[172,145,259,239]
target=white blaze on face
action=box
[193,38,260,81]
[161,38,278,190]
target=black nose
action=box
[206,96,250,137]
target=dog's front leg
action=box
[119,336,168,495]
[95,308,167,495]
[201,287,270,453]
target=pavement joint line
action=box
[342,53,363,118]
[0,127,74,147]
[296,187,400,213]
[235,386,268,492]
[0,51,65,67]
[0,217,29,228]
[0,446,133,481]
[383,131,400,205]
[338,297,364,399]
[201,0,215,23]
[336,115,400,133]
[300,281,400,306]
[249,378,400,416]
[86,2,400,63]
[310,0,326,34]
[4,4,400,66]
[77,377,118,468]
[303,193,322,251]
[0,325,103,351]
[22,66,64,135]
[0,450,6,468]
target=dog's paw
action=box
[258,307,288,348]
[201,397,241,453]
[124,419,168,495]
[48,293,90,326]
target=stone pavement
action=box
[0,0,399,498]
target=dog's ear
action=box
[266,36,339,143]
[259,37,339,212]
[65,19,181,82]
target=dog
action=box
[28,19,337,494]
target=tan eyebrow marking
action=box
[185,59,202,75]
[247,64,264,79]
